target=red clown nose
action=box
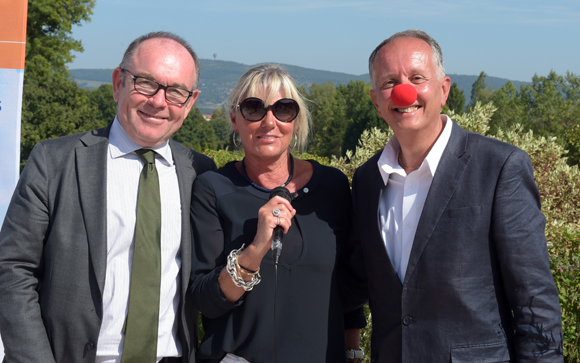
[391,84,417,107]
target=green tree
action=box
[489,81,525,135]
[487,71,580,165]
[211,107,225,119]
[305,80,384,158]
[26,0,95,78]
[89,84,117,125]
[340,81,385,155]
[211,117,232,150]
[209,105,232,150]
[442,82,465,115]
[21,0,97,165]
[304,81,345,157]
[172,107,217,151]
[519,71,580,139]
[468,71,494,109]
[20,76,102,167]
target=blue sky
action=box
[69,0,580,82]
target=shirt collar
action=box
[109,116,174,166]
[377,115,453,186]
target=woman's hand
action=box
[239,196,296,269]
[218,195,296,302]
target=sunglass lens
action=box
[240,98,266,121]
[273,99,299,122]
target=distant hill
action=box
[70,60,528,114]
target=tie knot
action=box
[136,149,156,165]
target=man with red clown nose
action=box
[345,29,564,362]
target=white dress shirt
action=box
[377,116,452,283]
[96,118,182,362]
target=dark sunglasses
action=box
[238,97,300,122]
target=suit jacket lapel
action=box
[76,125,111,296]
[359,153,402,284]
[370,165,395,269]
[404,122,471,285]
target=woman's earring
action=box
[232,132,241,148]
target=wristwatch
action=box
[346,347,364,361]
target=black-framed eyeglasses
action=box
[238,97,300,122]
[121,68,193,105]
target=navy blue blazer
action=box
[349,121,563,362]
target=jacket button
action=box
[85,341,94,350]
[402,316,413,326]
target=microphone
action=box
[391,84,417,107]
[269,186,292,265]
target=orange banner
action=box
[0,0,28,69]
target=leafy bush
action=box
[203,148,244,168]
[204,147,332,169]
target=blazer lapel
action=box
[404,122,471,285]
[76,126,111,296]
[369,167,394,267]
[357,153,401,284]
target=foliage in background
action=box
[89,84,117,125]
[302,81,385,158]
[20,74,104,169]
[329,127,392,184]
[26,0,95,78]
[327,102,579,361]
[468,71,494,110]
[21,0,97,167]
[567,124,580,166]
[441,82,465,115]
[172,107,218,152]
[204,148,331,169]
[487,71,580,165]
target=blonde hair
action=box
[228,64,311,151]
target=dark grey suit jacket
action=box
[0,123,216,363]
[349,121,563,362]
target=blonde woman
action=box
[190,64,364,363]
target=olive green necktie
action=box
[121,149,161,363]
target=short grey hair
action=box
[228,64,311,151]
[119,31,200,90]
[368,29,445,84]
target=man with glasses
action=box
[0,31,216,363]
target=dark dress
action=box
[190,160,360,363]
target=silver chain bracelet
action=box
[226,244,261,291]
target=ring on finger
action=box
[273,208,281,217]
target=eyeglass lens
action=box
[240,98,299,122]
[133,77,190,104]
